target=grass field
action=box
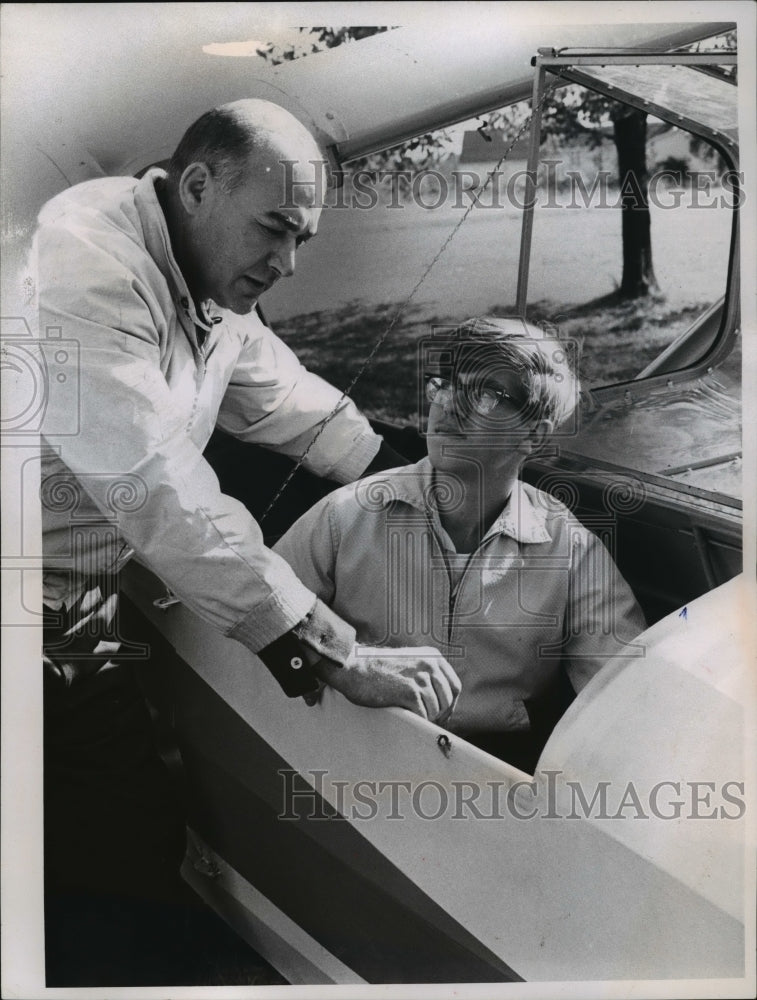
[264,191,733,423]
[271,296,717,426]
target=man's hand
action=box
[315,645,461,724]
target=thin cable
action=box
[260,72,565,523]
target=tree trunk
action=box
[612,107,660,299]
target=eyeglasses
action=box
[424,374,519,417]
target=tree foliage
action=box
[255,26,390,65]
[258,26,737,300]
[483,31,737,299]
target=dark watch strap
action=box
[257,629,322,698]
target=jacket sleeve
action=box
[563,530,648,693]
[216,317,381,484]
[272,493,340,605]
[35,221,354,657]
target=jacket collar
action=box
[134,168,214,335]
[363,456,551,545]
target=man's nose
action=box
[269,242,297,279]
[435,384,458,415]
[431,388,463,429]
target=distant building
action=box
[454,123,719,202]
[459,129,531,163]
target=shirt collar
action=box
[133,168,214,334]
[486,482,552,544]
[362,456,551,545]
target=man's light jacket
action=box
[33,169,379,657]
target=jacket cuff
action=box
[227,585,316,651]
[293,598,355,666]
[256,627,323,698]
[316,425,381,485]
[229,596,355,698]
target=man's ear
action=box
[178,162,214,216]
[520,418,554,456]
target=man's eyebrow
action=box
[457,371,521,395]
[267,210,315,239]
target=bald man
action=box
[34,100,460,984]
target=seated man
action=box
[275,317,646,772]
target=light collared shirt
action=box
[274,458,647,733]
[32,169,379,653]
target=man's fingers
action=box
[412,649,461,697]
[395,684,429,720]
[426,667,456,724]
[437,657,462,702]
[331,645,462,723]
[398,671,440,722]
[415,671,442,722]
[411,651,461,722]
